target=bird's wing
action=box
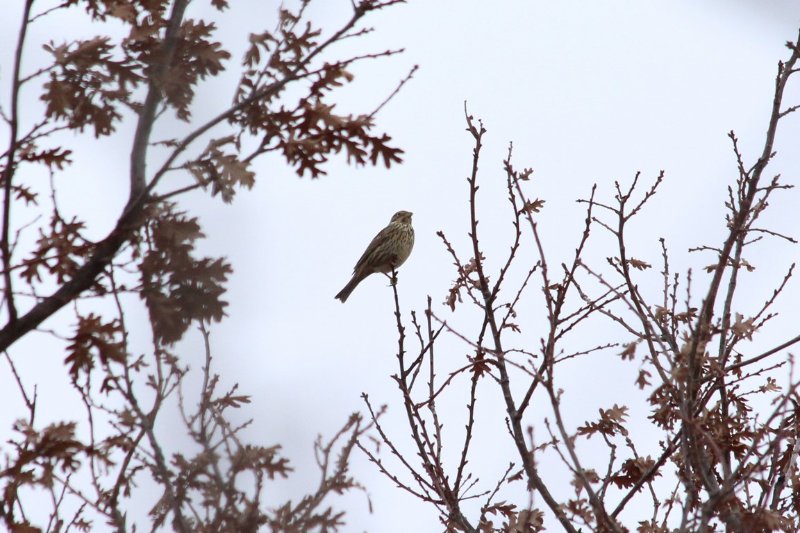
[352,225,394,272]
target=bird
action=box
[335,210,414,303]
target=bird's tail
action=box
[335,273,363,303]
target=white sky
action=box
[3,1,800,531]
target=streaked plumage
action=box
[335,210,414,303]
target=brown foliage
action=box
[0,0,408,531]
[3,0,800,531]
[360,36,800,532]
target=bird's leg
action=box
[388,267,398,287]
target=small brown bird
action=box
[335,210,415,303]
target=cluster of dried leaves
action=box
[361,34,800,532]
[0,0,408,531]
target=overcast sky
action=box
[3,1,800,531]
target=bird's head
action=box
[391,210,413,224]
